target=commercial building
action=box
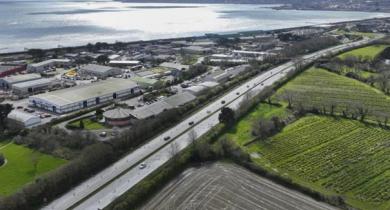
[79,64,122,79]
[7,110,41,128]
[12,78,55,97]
[27,59,71,72]
[29,78,140,113]
[103,107,133,126]
[0,74,42,90]
[0,65,26,77]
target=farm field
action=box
[274,67,390,119]
[226,103,289,146]
[0,142,66,196]
[141,163,336,210]
[244,116,390,210]
[338,44,388,60]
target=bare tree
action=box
[188,129,197,146]
[169,142,179,160]
[279,90,296,109]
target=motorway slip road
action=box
[42,36,380,210]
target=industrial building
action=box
[27,59,71,72]
[79,64,122,79]
[7,110,41,128]
[0,74,42,90]
[29,78,140,113]
[0,65,26,77]
[12,78,55,97]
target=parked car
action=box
[99,132,107,137]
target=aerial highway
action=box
[42,35,381,210]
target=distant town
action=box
[0,17,388,131]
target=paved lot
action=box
[42,36,381,210]
[142,163,337,210]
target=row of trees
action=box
[282,36,340,58]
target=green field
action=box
[244,116,389,210]
[0,142,66,196]
[227,103,288,146]
[274,67,390,119]
[332,29,377,39]
[338,45,388,60]
[69,118,105,130]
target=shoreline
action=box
[1,16,388,57]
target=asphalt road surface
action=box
[141,163,337,210]
[42,36,381,210]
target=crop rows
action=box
[275,68,390,117]
[258,116,389,204]
[261,117,358,163]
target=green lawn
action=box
[274,67,390,120]
[338,45,388,60]
[70,118,105,130]
[245,116,390,210]
[0,143,66,196]
[226,103,288,146]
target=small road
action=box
[42,35,382,210]
[142,163,337,210]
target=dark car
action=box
[164,136,171,141]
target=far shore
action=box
[1,16,389,57]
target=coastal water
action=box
[0,0,389,53]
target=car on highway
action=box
[221,100,226,104]
[188,121,194,126]
[236,92,240,95]
[139,163,146,169]
[261,83,264,86]
[206,110,211,114]
[163,136,171,141]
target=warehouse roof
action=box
[30,78,138,106]
[80,64,116,74]
[103,107,132,119]
[7,110,41,125]
[12,78,54,89]
[30,59,70,67]
[130,101,172,119]
[164,92,196,107]
[2,74,41,84]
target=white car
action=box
[139,163,146,169]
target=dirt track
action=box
[141,163,337,210]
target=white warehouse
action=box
[29,78,140,113]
